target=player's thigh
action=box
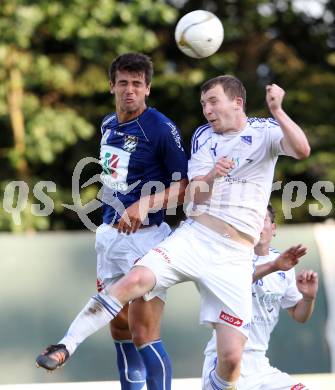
[134,223,199,292]
[198,237,253,336]
[128,296,165,345]
[215,322,247,361]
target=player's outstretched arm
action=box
[117,178,188,234]
[266,84,310,159]
[287,269,318,323]
[253,244,307,282]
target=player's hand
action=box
[296,269,318,300]
[117,200,150,235]
[274,244,307,271]
[211,157,234,179]
[266,83,285,113]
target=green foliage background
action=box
[1,0,334,231]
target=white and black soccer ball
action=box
[175,10,224,58]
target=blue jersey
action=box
[99,107,188,225]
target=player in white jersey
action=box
[202,204,318,390]
[36,75,311,390]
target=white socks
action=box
[58,294,123,355]
[209,369,237,390]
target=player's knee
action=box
[110,308,132,340]
[110,325,132,340]
[129,298,163,346]
[217,349,242,372]
[125,266,156,292]
[130,314,160,346]
[131,323,157,346]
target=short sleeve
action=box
[281,269,303,309]
[267,118,285,157]
[100,113,115,135]
[158,121,188,180]
[188,139,214,181]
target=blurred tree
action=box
[0,0,178,231]
[0,0,334,231]
[163,0,335,224]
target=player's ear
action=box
[272,223,276,237]
[235,97,244,110]
[145,83,151,97]
[110,80,115,94]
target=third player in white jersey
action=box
[202,205,318,390]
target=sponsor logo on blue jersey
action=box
[102,152,119,177]
[166,122,184,151]
[123,135,138,153]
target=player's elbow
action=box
[293,312,311,323]
[295,144,311,160]
[294,316,308,324]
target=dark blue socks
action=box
[138,340,172,390]
[115,340,146,390]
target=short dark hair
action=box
[109,53,153,85]
[201,75,247,111]
[267,203,276,223]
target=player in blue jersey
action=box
[36,53,188,390]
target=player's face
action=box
[110,70,150,121]
[258,211,276,246]
[200,84,243,133]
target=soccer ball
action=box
[175,10,224,58]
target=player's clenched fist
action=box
[211,157,234,179]
[266,83,285,113]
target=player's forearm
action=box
[147,178,188,211]
[253,261,278,282]
[291,297,316,323]
[189,172,215,204]
[272,108,310,159]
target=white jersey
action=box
[188,118,286,241]
[204,248,303,356]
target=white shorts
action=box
[136,219,254,336]
[202,350,308,390]
[95,222,171,301]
